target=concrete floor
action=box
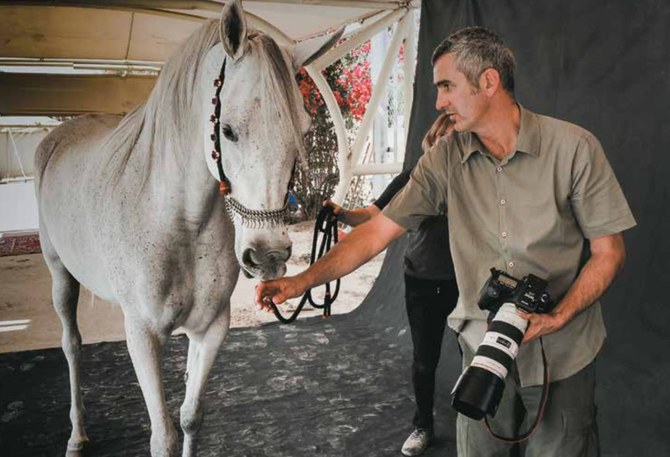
[0,221,383,353]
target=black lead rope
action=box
[268,205,341,324]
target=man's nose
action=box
[436,94,449,111]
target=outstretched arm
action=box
[255,213,405,308]
[521,232,626,343]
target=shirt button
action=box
[501,231,508,238]
[500,199,506,205]
[508,261,515,268]
[496,166,503,173]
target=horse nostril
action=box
[269,247,291,263]
[242,248,260,267]
[243,246,291,267]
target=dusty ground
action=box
[0,220,384,353]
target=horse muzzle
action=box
[240,245,292,281]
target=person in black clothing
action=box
[324,113,458,456]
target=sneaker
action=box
[401,428,433,456]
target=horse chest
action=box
[177,247,239,333]
[110,221,237,331]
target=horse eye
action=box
[221,124,237,142]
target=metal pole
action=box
[333,10,409,203]
[402,8,417,149]
[304,65,350,203]
[7,131,27,179]
[352,162,402,175]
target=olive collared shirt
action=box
[383,106,636,386]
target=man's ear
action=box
[291,28,345,72]
[480,68,501,96]
[219,0,248,61]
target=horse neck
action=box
[131,95,219,230]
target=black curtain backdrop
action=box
[397,0,669,455]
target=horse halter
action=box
[209,57,293,229]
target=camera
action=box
[451,268,554,420]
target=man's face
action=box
[433,52,489,132]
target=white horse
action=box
[34,1,340,455]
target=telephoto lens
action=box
[451,303,529,419]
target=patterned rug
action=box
[0,233,41,257]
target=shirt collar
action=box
[459,104,541,163]
[515,105,541,157]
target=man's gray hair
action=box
[432,26,515,94]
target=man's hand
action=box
[323,199,380,227]
[518,311,567,343]
[519,232,626,344]
[254,212,404,313]
[323,200,343,216]
[255,276,306,311]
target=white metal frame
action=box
[335,11,411,202]
[249,5,417,204]
[1,1,419,204]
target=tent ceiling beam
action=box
[0,2,209,21]
[0,73,157,116]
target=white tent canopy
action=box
[0,0,419,209]
[0,1,417,62]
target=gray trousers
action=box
[456,342,600,457]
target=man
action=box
[256,27,635,456]
[323,112,457,456]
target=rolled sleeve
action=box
[570,134,637,238]
[382,142,448,231]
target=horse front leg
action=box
[124,315,179,457]
[180,305,231,457]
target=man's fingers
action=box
[269,293,287,305]
[254,282,276,307]
[323,200,341,214]
[254,280,291,310]
[254,277,303,312]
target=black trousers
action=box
[404,274,459,430]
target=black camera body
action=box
[478,268,554,315]
[451,268,555,420]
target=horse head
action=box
[205,0,342,281]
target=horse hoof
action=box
[66,436,90,455]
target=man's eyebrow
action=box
[434,79,452,87]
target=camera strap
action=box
[484,337,550,443]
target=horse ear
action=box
[291,27,345,71]
[219,0,248,61]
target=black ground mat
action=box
[0,242,461,457]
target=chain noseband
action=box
[210,57,291,229]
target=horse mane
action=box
[104,20,220,190]
[252,33,307,166]
[104,20,306,193]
